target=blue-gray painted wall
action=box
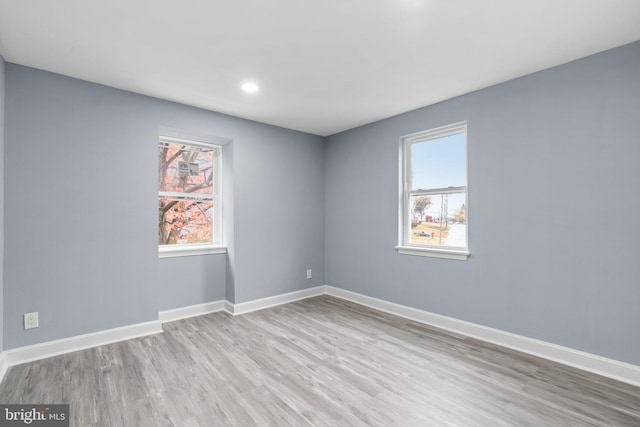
[325,41,640,365]
[0,54,5,352]
[4,64,325,349]
[158,255,227,311]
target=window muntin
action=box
[401,122,468,255]
[158,137,221,247]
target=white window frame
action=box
[158,136,226,258]
[396,122,469,260]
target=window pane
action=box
[409,193,466,247]
[410,133,466,190]
[159,141,217,195]
[159,199,214,245]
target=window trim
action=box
[397,121,469,260]
[158,135,224,258]
[159,244,227,258]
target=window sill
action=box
[159,244,227,259]
[395,245,469,261]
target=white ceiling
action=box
[0,1,639,136]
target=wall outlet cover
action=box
[24,312,39,330]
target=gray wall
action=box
[325,41,640,366]
[232,122,325,302]
[4,64,325,349]
[0,54,5,352]
[158,255,226,310]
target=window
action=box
[158,136,224,257]
[397,122,469,260]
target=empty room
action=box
[0,1,639,426]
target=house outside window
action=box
[397,122,469,260]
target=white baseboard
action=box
[159,300,225,323]
[0,287,324,382]
[223,300,234,313]
[2,320,163,374]
[325,286,640,388]
[0,352,7,385]
[2,286,639,389]
[227,286,326,315]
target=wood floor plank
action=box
[1,295,638,426]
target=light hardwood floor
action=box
[1,296,639,426]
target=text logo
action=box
[0,405,69,426]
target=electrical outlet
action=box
[24,312,39,330]
[306,269,312,279]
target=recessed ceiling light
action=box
[241,82,259,93]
